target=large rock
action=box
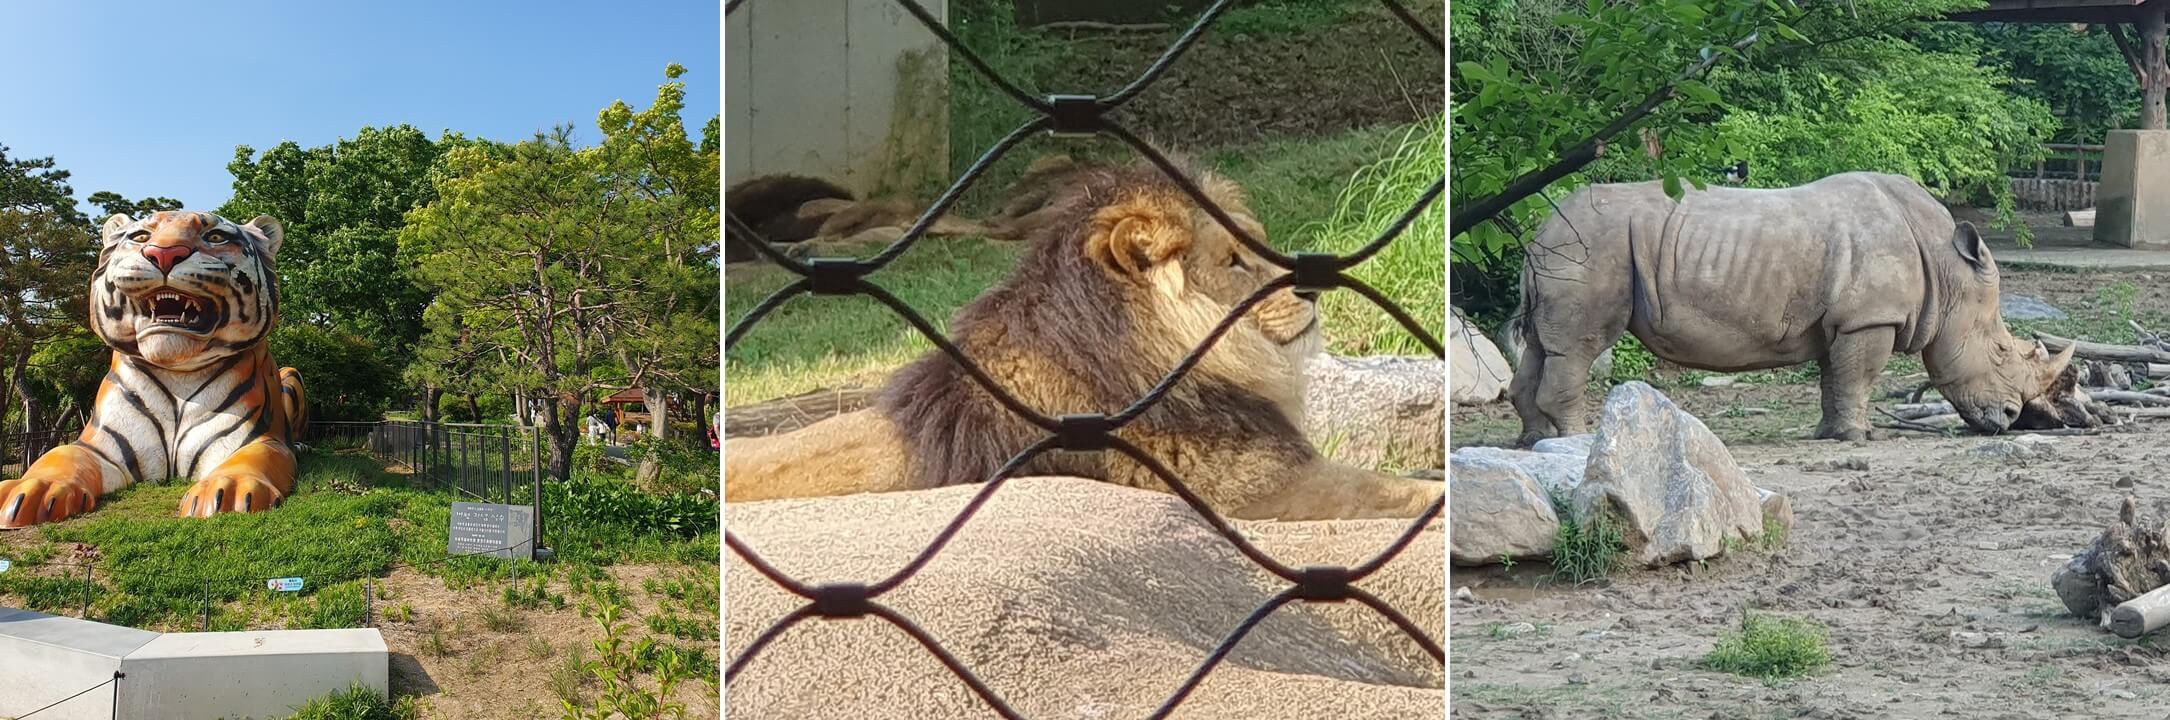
[1450,311,1511,405]
[1450,446,1585,497]
[1449,452,1561,566]
[2000,293,2067,321]
[1306,355,1444,470]
[1531,434,1595,457]
[726,478,1443,718]
[1573,382,1764,567]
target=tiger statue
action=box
[0,211,305,529]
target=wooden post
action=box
[2146,8,2167,131]
[2110,582,2170,638]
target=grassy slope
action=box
[0,448,720,716]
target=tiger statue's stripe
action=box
[0,210,306,528]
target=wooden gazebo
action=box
[1952,0,2170,248]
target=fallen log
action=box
[1891,402,1953,419]
[2110,584,2170,638]
[2035,334,2170,365]
[724,386,875,438]
[2053,497,2170,634]
[2088,390,2170,407]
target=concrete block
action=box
[2094,130,2170,249]
[114,629,388,719]
[0,607,156,720]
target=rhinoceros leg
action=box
[1510,310,1628,448]
[1815,326,1896,441]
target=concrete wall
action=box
[0,608,153,720]
[0,607,386,720]
[2095,130,2170,249]
[727,0,951,200]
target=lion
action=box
[724,161,1441,520]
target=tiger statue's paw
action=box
[0,474,99,529]
[177,472,286,518]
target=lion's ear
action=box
[1087,199,1192,278]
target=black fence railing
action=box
[722,1,1445,716]
[2,427,80,473]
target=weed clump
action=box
[1548,491,1626,584]
[1702,613,1831,680]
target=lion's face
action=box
[92,211,282,370]
[1085,176,1324,367]
[1178,208,1321,352]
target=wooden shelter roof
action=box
[1951,0,2162,24]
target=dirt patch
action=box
[1032,3,1442,148]
[378,564,718,720]
[1450,267,2170,717]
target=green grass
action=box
[1300,115,1446,356]
[1215,0,1367,35]
[0,448,715,631]
[285,684,415,720]
[724,237,1022,405]
[1548,490,1627,585]
[1701,613,1832,680]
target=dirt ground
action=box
[1449,268,2170,718]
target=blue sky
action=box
[0,0,720,211]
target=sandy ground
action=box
[1449,267,2170,718]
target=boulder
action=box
[1756,486,1794,537]
[2000,293,2068,322]
[1449,452,1560,566]
[1531,434,1595,456]
[1450,311,1511,405]
[1449,446,1585,497]
[1572,382,1763,567]
[1305,355,1445,470]
[726,477,1443,717]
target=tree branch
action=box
[2111,22,2148,86]
[1450,32,1764,238]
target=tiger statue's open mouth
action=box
[141,289,219,335]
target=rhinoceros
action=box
[1508,171,2073,445]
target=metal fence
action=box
[3,427,79,473]
[363,420,542,509]
[722,0,1445,716]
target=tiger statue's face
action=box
[92,211,282,371]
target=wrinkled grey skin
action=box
[1510,171,2074,446]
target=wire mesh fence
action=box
[723,1,1445,715]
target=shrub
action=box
[286,684,406,720]
[1549,491,1626,584]
[1702,612,1832,680]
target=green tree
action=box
[84,191,182,221]
[221,125,456,420]
[403,66,720,483]
[0,146,97,461]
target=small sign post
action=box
[0,559,11,574]
[266,577,304,593]
[448,501,536,560]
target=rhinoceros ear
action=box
[1953,221,1990,272]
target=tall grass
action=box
[1302,114,1446,356]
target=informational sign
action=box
[0,559,11,574]
[267,577,304,592]
[448,501,536,560]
